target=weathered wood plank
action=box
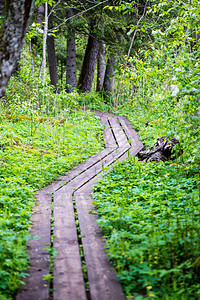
[53,193,87,300]
[59,146,129,192]
[40,149,113,194]
[16,193,51,300]
[40,112,116,194]
[39,180,66,193]
[74,192,126,300]
[118,116,143,155]
[78,149,134,195]
[108,117,130,148]
[16,268,49,300]
[100,116,117,148]
[40,136,116,192]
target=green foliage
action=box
[0,0,199,298]
[93,159,200,299]
[90,1,200,299]
[0,50,104,299]
[0,110,102,299]
[35,0,54,7]
[0,108,104,299]
[111,0,200,166]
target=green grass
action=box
[0,108,104,299]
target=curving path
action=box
[16,111,143,300]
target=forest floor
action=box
[16,110,143,300]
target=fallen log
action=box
[137,136,182,162]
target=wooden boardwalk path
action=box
[16,111,143,300]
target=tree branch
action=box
[51,0,109,32]
[127,1,148,58]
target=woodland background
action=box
[0,0,199,299]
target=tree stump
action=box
[137,136,181,162]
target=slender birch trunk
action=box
[66,8,76,93]
[42,2,48,85]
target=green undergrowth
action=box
[0,108,104,300]
[115,91,200,162]
[88,48,200,299]
[93,159,200,299]
[90,89,199,298]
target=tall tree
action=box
[36,3,43,26]
[0,0,35,97]
[42,1,48,84]
[103,52,117,94]
[66,8,76,93]
[78,20,99,92]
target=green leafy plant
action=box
[93,158,199,299]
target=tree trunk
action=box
[78,25,99,92]
[103,53,117,95]
[0,0,35,97]
[47,15,59,91]
[60,59,64,85]
[42,2,48,84]
[66,8,76,93]
[96,39,106,92]
[36,4,43,26]
[0,0,4,14]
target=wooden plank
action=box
[40,149,113,194]
[53,193,87,300]
[16,193,51,300]
[73,150,132,196]
[28,209,51,257]
[39,178,69,193]
[47,153,116,195]
[73,149,112,172]
[100,116,117,148]
[74,192,126,300]
[99,111,117,148]
[102,112,116,118]
[77,174,102,194]
[40,112,116,194]
[118,116,143,155]
[76,147,138,196]
[108,117,130,148]
[34,192,52,206]
[16,268,49,300]
[59,146,129,192]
